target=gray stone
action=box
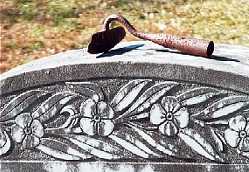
[0,41,249,171]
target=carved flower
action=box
[79,99,114,136]
[11,113,44,149]
[149,96,189,137]
[0,127,7,148]
[0,126,11,155]
[224,115,249,152]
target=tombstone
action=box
[0,41,249,171]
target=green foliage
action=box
[31,41,45,50]
[16,0,37,20]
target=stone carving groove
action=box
[0,79,249,163]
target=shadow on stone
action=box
[97,44,144,58]
[210,55,240,62]
[155,49,240,62]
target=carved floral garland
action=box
[0,79,249,162]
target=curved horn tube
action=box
[103,14,214,57]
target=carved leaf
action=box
[179,128,223,162]
[127,124,178,157]
[119,81,178,119]
[37,138,85,160]
[127,112,149,121]
[66,82,104,102]
[241,152,249,159]
[210,128,225,152]
[109,134,150,158]
[111,79,150,111]
[57,105,77,129]
[177,87,222,106]
[205,120,229,125]
[65,135,123,160]
[193,96,249,120]
[0,90,49,122]
[32,92,79,123]
[0,128,11,156]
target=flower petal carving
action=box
[79,99,115,136]
[150,96,189,137]
[80,99,96,118]
[0,127,11,156]
[224,115,249,152]
[11,113,44,149]
[224,129,241,148]
[159,121,179,136]
[149,104,165,125]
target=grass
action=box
[1,0,249,73]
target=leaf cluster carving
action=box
[0,79,249,163]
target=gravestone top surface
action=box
[1,41,249,79]
[0,41,249,171]
[1,41,249,95]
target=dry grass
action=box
[1,0,249,73]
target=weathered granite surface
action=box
[0,41,249,171]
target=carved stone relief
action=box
[1,79,249,163]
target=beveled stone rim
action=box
[0,41,248,96]
[0,62,248,96]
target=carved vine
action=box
[0,80,249,162]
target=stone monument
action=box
[0,41,249,171]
